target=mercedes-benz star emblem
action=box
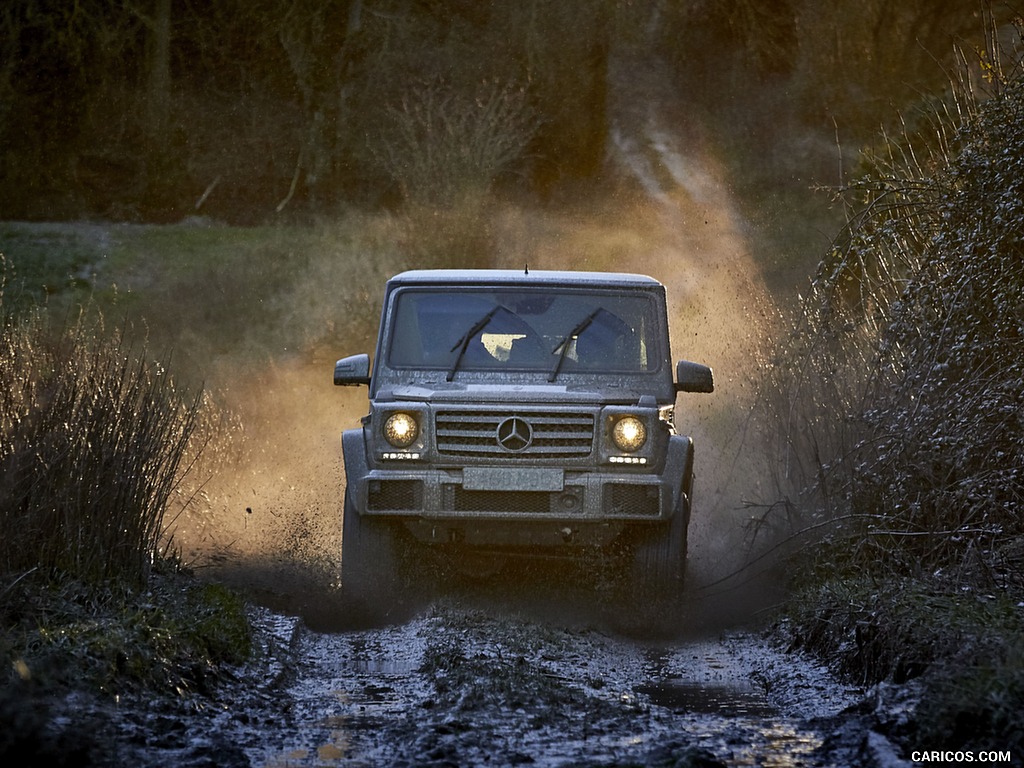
[496,416,533,452]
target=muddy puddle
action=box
[245,600,862,768]
[633,681,776,718]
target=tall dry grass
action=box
[0,277,202,588]
[753,20,1024,586]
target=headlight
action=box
[383,412,419,448]
[612,416,647,452]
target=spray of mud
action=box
[170,65,790,634]
[171,182,783,634]
[173,365,345,609]
[158,221,408,615]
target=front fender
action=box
[665,434,695,518]
[342,426,371,514]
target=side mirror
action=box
[334,353,371,386]
[675,360,714,393]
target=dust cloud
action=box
[172,360,356,614]
[171,127,786,632]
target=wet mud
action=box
[53,570,926,768]
[237,589,866,768]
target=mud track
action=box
[234,593,871,768]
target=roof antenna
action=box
[524,263,529,275]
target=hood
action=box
[377,382,661,406]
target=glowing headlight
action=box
[612,416,647,452]
[383,412,419,448]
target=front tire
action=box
[630,494,689,597]
[621,472,692,635]
[340,489,402,626]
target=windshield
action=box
[386,288,662,376]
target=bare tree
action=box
[142,0,173,144]
[374,77,537,207]
[276,0,364,210]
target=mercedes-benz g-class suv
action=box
[334,269,713,619]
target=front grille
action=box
[368,479,423,511]
[435,409,595,460]
[603,483,661,517]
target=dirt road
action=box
[234,590,866,768]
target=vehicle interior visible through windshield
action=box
[386,288,659,376]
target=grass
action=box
[780,573,1024,756]
[1,568,251,695]
[782,574,1024,684]
[0,212,496,386]
[1,238,252,763]
[0,566,252,763]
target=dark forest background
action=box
[0,0,996,223]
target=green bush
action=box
[1,568,251,697]
[763,28,1024,757]
[783,576,1024,684]
[916,638,1024,755]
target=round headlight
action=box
[612,416,647,452]
[383,412,419,448]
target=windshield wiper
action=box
[447,306,501,381]
[548,308,601,382]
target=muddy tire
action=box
[622,498,689,634]
[340,490,402,626]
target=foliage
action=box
[0,1,993,222]
[763,20,1024,756]
[783,575,1024,684]
[373,77,537,208]
[757,23,1024,584]
[0,276,200,588]
[0,0,614,221]
[1,569,250,693]
[782,574,1024,756]
[0,219,415,382]
[915,638,1024,756]
[0,252,255,763]
[2,569,250,741]
[852,68,1024,576]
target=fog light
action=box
[610,456,647,465]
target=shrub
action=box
[372,77,537,208]
[756,26,1024,585]
[0,283,201,588]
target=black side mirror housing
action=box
[334,353,371,386]
[675,360,714,393]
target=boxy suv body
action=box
[334,269,713,618]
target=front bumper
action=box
[359,465,669,521]
[358,466,675,551]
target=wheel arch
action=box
[342,426,370,513]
